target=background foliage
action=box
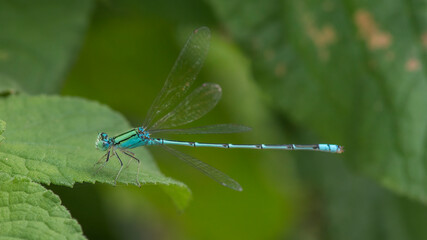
[1,0,427,239]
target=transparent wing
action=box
[150,124,251,135]
[160,145,242,191]
[150,83,221,130]
[143,27,211,129]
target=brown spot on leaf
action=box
[405,58,420,72]
[354,10,392,50]
[0,50,9,61]
[264,49,275,61]
[421,33,427,49]
[275,62,286,77]
[303,14,337,61]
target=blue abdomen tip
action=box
[319,144,344,153]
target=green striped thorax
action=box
[96,132,112,151]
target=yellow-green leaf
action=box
[0,174,86,239]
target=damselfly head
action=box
[95,132,111,151]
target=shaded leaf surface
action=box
[294,152,427,240]
[0,120,4,143]
[0,95,190,208]
[0,0,94,94]
[0,174,86,240]
[208,0,427,202]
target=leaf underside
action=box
[0,174,86,239]
[208,0,427,203]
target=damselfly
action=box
[95,27,344,191]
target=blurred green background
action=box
[59,1,297,239]
[3,0,427,239]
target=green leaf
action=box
[0,174,85,239]
[0,120,4,143]
[0,0,94,94]
[0,74,21,96]
[293,150,427,240]
[0,95,190,208]
[207,0,427,202]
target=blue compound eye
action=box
[95,132,110,151]
[100,132,108,139]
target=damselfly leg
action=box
[120,149,142,187]
[95,149,111,174]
